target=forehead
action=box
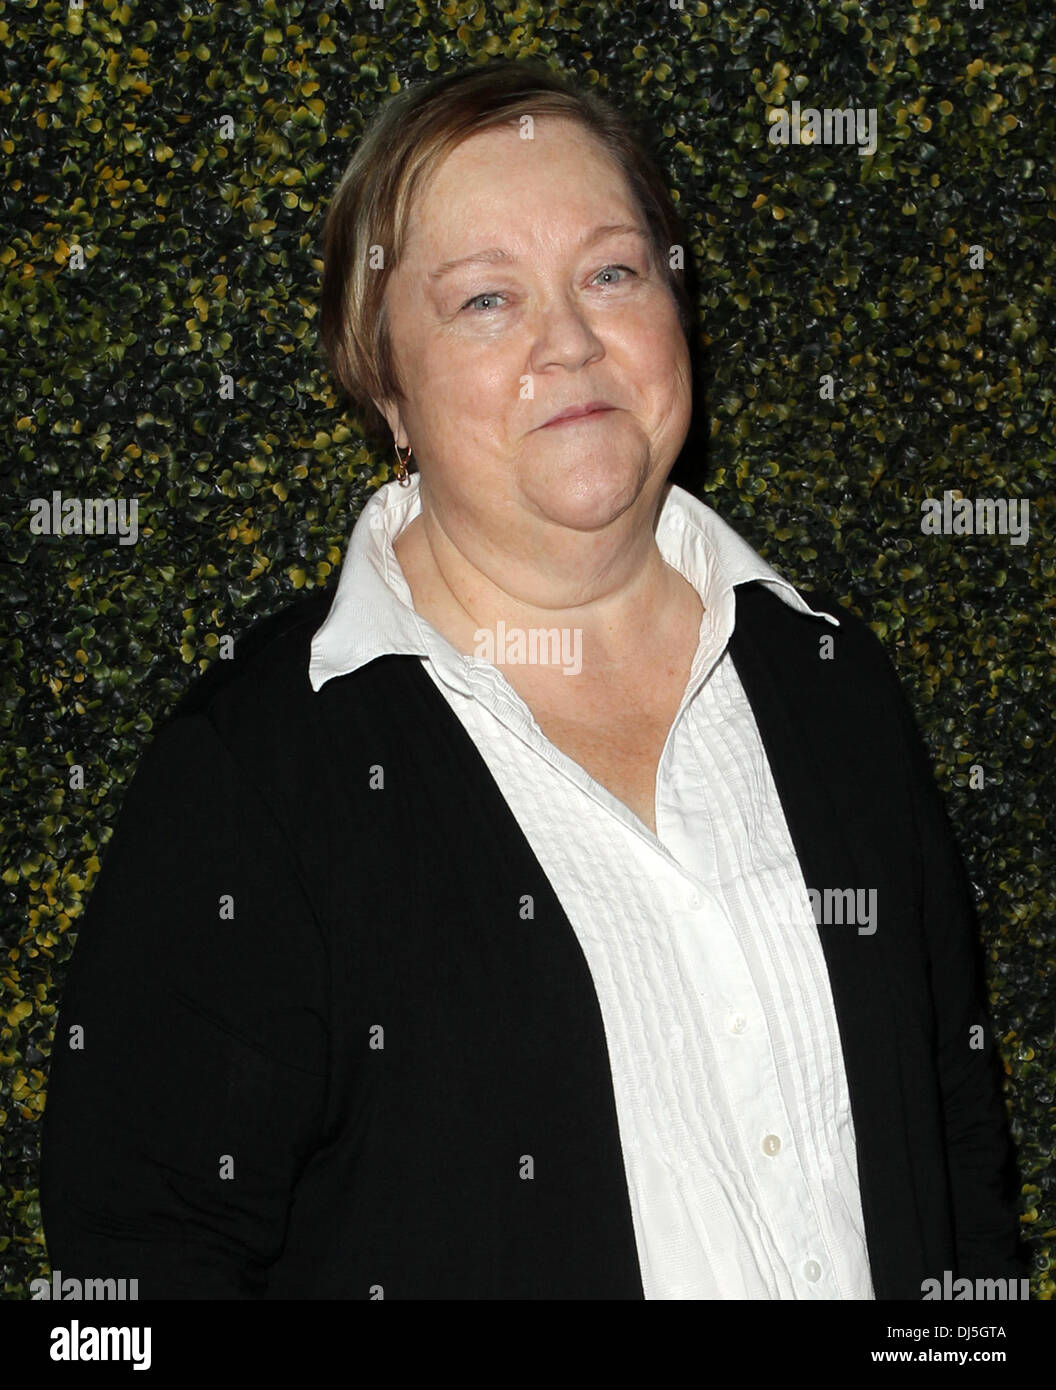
[404,117,636,250]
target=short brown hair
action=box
[319,60,694,453]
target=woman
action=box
[41,61,1023,1300]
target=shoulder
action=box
[733,578,895,673]
[150,587,425,798]
[122,589,346,818]
[103,591,341,823]
[731,579,924,765]
[171,587,337,727]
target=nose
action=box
[529,291,605,373]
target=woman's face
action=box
[376,116,693,545]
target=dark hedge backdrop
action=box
[1,0,1052,1300]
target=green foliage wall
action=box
[1,0,1052,1299]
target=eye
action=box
[593,263,637,285]
[460,291,507,313]
[459,264,639,313]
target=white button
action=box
[804,1261,821,1282]
[687,892,701,910]
[728,1014,748,1034]
[762,1134,781,1156]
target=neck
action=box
[395,481,699,675]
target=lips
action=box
[541,402,614,427]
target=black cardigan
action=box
[39,581,1024,1299]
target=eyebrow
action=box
[427,223,649,282]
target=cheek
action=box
[425,343,519,422]
[643,297,687,358]
[623,326,688,412]
[616,288,683,355]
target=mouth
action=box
[540,403,615,428]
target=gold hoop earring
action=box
[393,442,413,487]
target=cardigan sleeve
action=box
[877,640,1026,1284]
[40,709,330,1299]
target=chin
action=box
[523,449,649,531]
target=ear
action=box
[373,397,410,451]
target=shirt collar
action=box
[308,472,838,694]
